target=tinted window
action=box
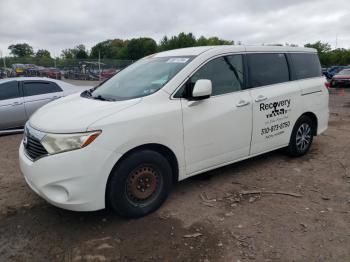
[290,53,322,79]
[0,81,20,100]
[23,82,62,96]
[248,53,289,88]
[189,55,243,96]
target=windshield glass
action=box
[89,56,193,100]
[337,69,350,75]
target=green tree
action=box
[127,38,157,60]
[61,48,74,59]
[35,49,51,58]
[90,39,127,59]
[75,44,88,59]
[61,44,88,59]
[196,36,233,46]
[304,41,331,54]
[8,43,34,57]
[159,32,196,51]
[159,33,233,51]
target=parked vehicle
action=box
[64,61,104,80]
[10,64,25,77]
[324,66,350,79]
[0,68,11,79]
[23,64,40,77]
[0,77,86,134]
[19,46,329,217]
[321,67,328,76]
[43,68,62,79]
[330,69,350,87]
[101,68,118,79]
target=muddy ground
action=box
[0,88,350,262]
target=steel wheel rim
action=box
[296,123,312,151]
[126,165,161,205]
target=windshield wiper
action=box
[91,95,115,101]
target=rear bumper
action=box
[317,107,329,135]
[19,142,121,211]
[331,79,350,86]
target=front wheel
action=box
[106,150,173,218]
[286,115,315,157]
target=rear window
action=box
[248,53,289,88]
[23,82,62,96]
[0,81,20,100]
[290,53,322,79]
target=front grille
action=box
[24,135,48,160]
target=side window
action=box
[248,53,289,88]
[23,82,62,96]
[190,55,244,96]
[0,81,20,100]
[290,53,322,79]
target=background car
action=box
[101,68,118,79]
[330,69,350,87]
[42,67,62,79]
[324,66,350,79]
[0,77,88,134]
[10,64,25,77]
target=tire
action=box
[107,150,173,218]
[286,115,315,157]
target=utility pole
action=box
[54,53,58,79]
[98,50,101,81]
[335,34,338,50]
[0,50,6,68]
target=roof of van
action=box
[154,45,316,57]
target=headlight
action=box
[41,131,101,155]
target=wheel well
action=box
[111,143,179,183]
[301,112,318,135]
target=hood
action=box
[29,93,141,133]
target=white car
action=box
[19,46,329,217]
[0,77,88,134]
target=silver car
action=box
[0,77,87,134]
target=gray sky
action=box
[0,0,349,56]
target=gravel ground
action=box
[0,88,350,261]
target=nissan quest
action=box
[19,45,329,217]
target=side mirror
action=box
[191,79,212,100]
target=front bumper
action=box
[19,142,121,211]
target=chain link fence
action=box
[0,57,134,80]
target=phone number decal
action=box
[261,121,290,135]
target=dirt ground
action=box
[0,88,350,262]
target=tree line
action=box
[6,32,232,62]
[5,33,350,67]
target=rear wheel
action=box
[107,150,173,218]
[286,115,315,157]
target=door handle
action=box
[11,102,23,106]
[255,95,267,102]
[236,100,250,107]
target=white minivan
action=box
[19,45,329,217]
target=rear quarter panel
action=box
[297,77,329,134]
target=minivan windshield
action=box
[87,56,193,101]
